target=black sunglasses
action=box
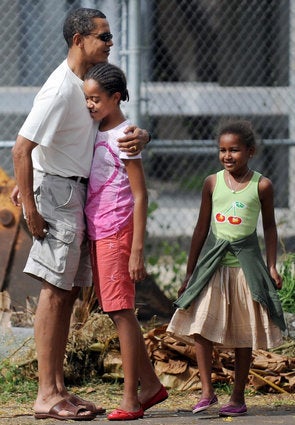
[87,32,113,42]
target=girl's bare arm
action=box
[259,176,282,289]
[124,158,148,282]
[178,175,214,295]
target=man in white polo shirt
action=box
[12,8,150,421]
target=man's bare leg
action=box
[55,287,80,396]
[33,282,77,414]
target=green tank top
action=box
[211,170,261,266]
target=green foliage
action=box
[146,240,187,299]
[214,382,260,397]
[214,382,232,395]
[0,360,37,403]
[155,241,187,299]
[147,200,158,217]
[279,253,295,313]
[146,201,188,299]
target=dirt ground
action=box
[0,387,294,425]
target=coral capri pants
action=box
[89,219,135,313]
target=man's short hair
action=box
[63,8,106,47]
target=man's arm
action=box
[117,125,151,155]
[12,135,48,239]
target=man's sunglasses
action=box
[87,32,113,42]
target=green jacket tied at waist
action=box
[175,231,286,331]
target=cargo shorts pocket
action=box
[30,225,76,273]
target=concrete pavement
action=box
[1,406,294,425]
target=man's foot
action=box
[34,398,96,421]
[67,394,106,415]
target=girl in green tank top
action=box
[167,120,283,417]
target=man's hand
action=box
[11,184,48,239]
[10,185,21,206]
[25,208,49,239]
[117,125,150,156]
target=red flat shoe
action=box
[107,407,144,421]
[141,385,168,411]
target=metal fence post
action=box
[125,0,141,127]
[289,0,295,213]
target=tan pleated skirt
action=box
[167,267,283,350]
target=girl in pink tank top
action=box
[84,62,167,421]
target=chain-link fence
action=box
[1,0,295,256]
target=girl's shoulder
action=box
[255,170,272,186]
[208,170,224,186]
[109,119,131,136]
[203,173,217,194]
[257,173,274,202]
[252,170,262,181]
[258,174,273,190]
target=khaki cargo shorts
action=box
[24,171,92,290]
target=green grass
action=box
[279,252,295,313]
[0,361,38,404]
